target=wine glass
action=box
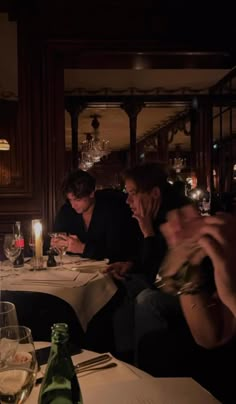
[28,235,35,256]
[0,325,37,403]
[155,240,206,296]
[0,302,18,328]
[49,232,68,268]
[3,234,21,269]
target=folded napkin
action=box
[24,257,109,272]
[66,259,109,273]
[9,270,99,288]
[61,255,90,265]
[19,269,79,281]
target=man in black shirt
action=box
[52,169,140,264]
[105,162,191,283]
[103,162,192,361]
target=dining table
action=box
[0,256,118,332]
[28,342,220,404]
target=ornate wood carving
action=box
[65,100,87,170]
[121,100,144,166]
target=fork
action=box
[36,363,117,385]
[76,362,117,374]
[35,353,113,385]
[74,353,111,369]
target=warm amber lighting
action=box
[32,219,43,258]
[233,164,236,180]
[0,139,10,151]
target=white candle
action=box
[32,220,43,258]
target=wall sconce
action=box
[0,139,10,151]
[233,164,236,181]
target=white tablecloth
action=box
[28,344,220,404]
[1,257,118,331]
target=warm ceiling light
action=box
[0,139,10,151]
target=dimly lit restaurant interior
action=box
[1,1,236,403]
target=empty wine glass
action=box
[28,235,35,256]
[3,234,21,274]
[0,325,37,403]
[49,232,68,268]
[0,302,18,328]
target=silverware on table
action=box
[77,362,117,374]
[36,353,112,385]
[74,353,112,369]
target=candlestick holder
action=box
[32,219,44,270]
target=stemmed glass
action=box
[49,232,69,268]
[28,235,35,256]
[0,325,37,403]
[3,234,21,274]
[0,302,18,327]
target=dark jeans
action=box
[134,287,182,363]
[112,275,183,361]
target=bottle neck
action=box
[51,332,70,358]
[15,221,24,247]
[50,341,67,360]
[15,221,21,234]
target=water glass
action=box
[49,232,68,267]
[0,325,37,403]
[0,301,18,328]
[154,240,206,295]
[3,234,21,268]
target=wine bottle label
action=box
[15,238,24,248]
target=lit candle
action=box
[32,220,43,258]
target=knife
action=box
[36,353,112,385]
[74,353,111,369]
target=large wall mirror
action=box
[63,68,229,189]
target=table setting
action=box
[0,300,220,403]
[1,255,118,332]
[28,342,220,404]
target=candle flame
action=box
[33,221,42,236]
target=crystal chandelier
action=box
[78,114,110,171]
[0,138,10,151]
[169,144,186,173]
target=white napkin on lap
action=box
[69,259,109,273]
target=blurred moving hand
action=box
[103,261,133,280]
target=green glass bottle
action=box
[38,323,83,404]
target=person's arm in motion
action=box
[161,207,236,348]
[180,292,236,348]
[196,213,236,317]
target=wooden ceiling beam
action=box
[65,94,236,107]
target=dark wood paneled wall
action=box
[0,97,38,257]
[0,101,17,187]
[0,19,66,255]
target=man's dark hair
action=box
[122,162,168,193]
[61,169,96,199]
